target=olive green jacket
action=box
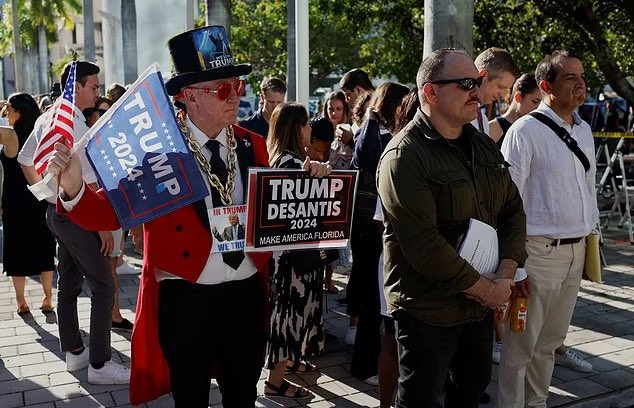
[377,109,527,326]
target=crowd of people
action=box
[1,22,604,408]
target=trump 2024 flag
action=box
[85,63,208,229]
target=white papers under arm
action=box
[457,218,499,275]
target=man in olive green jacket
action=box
[377,49,527,408]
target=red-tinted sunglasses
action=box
[179,79,246,101]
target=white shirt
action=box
[61,116,257,285]
[470,105,490,135]
[18,107,97,203]
[501,102,599,238]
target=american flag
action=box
[33,61,77,174]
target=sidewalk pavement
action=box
[1,229,634,407]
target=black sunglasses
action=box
[427,77,483,91]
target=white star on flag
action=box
[112,172,117,177]
[100,149,105,154]
[169,141,174,146]
[106,160,111,165]
[172,148,177,152]
[109,166,114,171]
[140,189,144,194]
[142,195,147,200]
[166,135,172,140]
[162,122,167,127]
[137,183,142,187]
[164,129,169,134]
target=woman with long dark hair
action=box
[1,93,56,314]
[264,102,331,400]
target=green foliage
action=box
[474,0,634,94]
[0,0,81,55]
[227,0,423,90]
[231,0,288,89]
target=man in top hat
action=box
[47,26,273,407]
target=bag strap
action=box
[529,112,590,173]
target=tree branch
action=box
[572,2,634,106]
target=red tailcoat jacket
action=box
[57,124,270,405]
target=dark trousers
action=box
[158,274,265,408]
[46,205,114,364]
[394,310,493,408]
[347,213,383,379]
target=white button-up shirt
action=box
[501,102,599,238]
[61,116,257,285]
[18,107,97,203]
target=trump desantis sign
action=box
[85,63,208,229]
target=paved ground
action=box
[1,226,634,407]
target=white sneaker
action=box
[116,260,141,275]
[345,326,357,346]
[88,360,131,384]
[555,349,593,373]
[492,341,502,364]
[363,375,379,386]
[66,347,89,372]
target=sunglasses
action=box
[180,79,246,101]
[428,77,483,91]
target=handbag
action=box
[529,112,590,173]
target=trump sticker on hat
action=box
[193,26,233,70]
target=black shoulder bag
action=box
[529,112,590,173]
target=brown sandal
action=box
[17,306,30,315]
[264,380,311,399]
[40,305,55,314]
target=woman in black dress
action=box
[2,93,56,315]
[264,102,332,400]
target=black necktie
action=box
[204,139,245,270]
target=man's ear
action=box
[422,82,437,104]
[478,68,488,79]
[539,80,552,95]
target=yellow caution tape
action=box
[593,132,634,139]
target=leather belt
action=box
[550,237,584,246]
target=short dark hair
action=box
[416,48,470,88]
[61,60,100,88]
[260,77,287,95]
[310,117,335,143]
[535,50,578,84]
[474,47,520,79]
[340,68,374,92]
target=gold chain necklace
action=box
[177,114,237,206]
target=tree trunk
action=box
[423,0,473,58]
[573,3,634,106]
[83,0,96,62]
[37,24,48,94]
[286,0,296,101]
[206,0,231,31]
[11,0,24,91]
[121,0,138,85]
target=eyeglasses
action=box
[427,77,483,91]
[181,79,246,101]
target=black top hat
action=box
[165,25,252,96]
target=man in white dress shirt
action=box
[18,60,129,385]
[497,50,599,408]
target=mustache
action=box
[467,97,480,104]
